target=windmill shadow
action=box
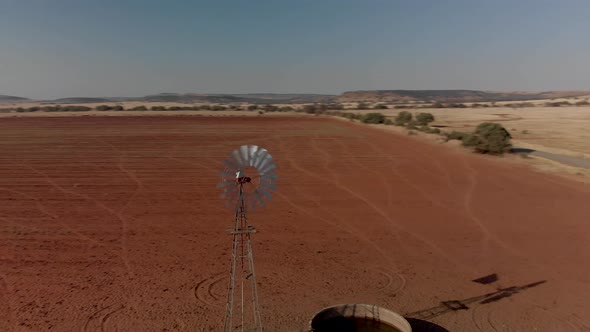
[404,280,546,322]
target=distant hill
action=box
[0,94,29,102]
[50,97,114,104]
[139,93,335,104]
[337,90,590,103]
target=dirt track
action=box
[0,116,589,331]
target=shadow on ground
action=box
[511,147,536,154]
[405,280,546,321]
[405,318,449,332]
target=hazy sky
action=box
[1,0,589,99]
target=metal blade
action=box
[248,145,259,166]
[258,188,272,201]
[260,182,276,192]
[224,159,239,171]
[240,145,249,167]
[231,149,244,168]
[255,153,272,172]
[253,149,269,169]
[260,173,278,181]
[258,162,277,175]
[254,190,265,208]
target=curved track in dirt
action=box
[0,116,588,331]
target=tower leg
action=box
[223,184,263,332]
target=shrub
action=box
[461,133,479,147]
[96,105,112,111]
[357,102,370,110]
[575,100,590,106]
[326,103,344,110]
[342,112,360,120]
[415,112,435,126]
[471,122,511,154]
[394,111,413,126]
[113,105,124,111]
[407,130,416,135]
[247,105,258,111]
[384,119,394,125]
[263,104,279,112]
[199,104,211,110]
[302,104,317,114]
[258,110,264,115]
[131,105,148,111]
[374,104,388,109]
[279,106,294,112]
[418,125,440,134]
[445,131,468,141]
[360,112,386,124]
[211,105,227,111]
[151,106,166,111]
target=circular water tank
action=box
[309,304,411,332]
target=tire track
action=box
[83,303,125,332]
[283,138,461,267]
[462,157,526,258]
[194,273,226,308]
[0,274,16,331]
[23,163,136,278]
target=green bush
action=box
[384,119,394,125]
[302,104,317,114]
[415,112,435,126]
[342,112,360,120]
[374,104,388,109]
[394,111,413,126]
[113,105,124,111]
[151,106,166,111]
[131,105,148,111]
[445,131,469,141]
[96,105,112,111]
[211,105,227,111]
[418,125,440,134]
[471,122,512,154]
[247,105,258,111]
[461,133,480,147]
[360,112,386,124]
[263,104,279,112]
[357,102,370,110]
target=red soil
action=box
[0,116,589,331]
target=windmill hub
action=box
[237,176,251,184]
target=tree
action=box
[415,112,435,126]
[302,104,317,114]
[263,104,279,112]
[471,122,511,154]
[357,102,370,110]
[394,111,413,126]
[360,112,386,124]
[96,105,112,111]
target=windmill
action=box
[218,145,277,332]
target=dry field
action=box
[1,116,589,331]
[353,106,590,158]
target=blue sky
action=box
[1,0,589,99]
